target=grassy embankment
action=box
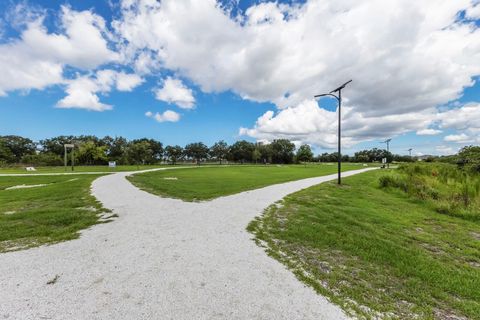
[128,163,367,201]
[248,164,480,319]
[0,174,112,252]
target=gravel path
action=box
[0,167,375,319]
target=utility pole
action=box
[408,148,413,158]
[314,80,352,184]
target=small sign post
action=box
[108,161,116,169]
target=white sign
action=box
[382,158,387,164]
[25,167,37,171]
[108,161,116,168]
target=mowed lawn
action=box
[128,163,366,201]
[248,169,480,319]
[0,174,111,252]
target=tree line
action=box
[0,134,420,167]
[0,135,304,166]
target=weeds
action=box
[379,163,480,221]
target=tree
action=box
[458,145,480,172]
[0,135,36,162]
[230,140,255,163]
[40,136,76,156]
[296,144,314,163]
[126,141,153,165]
[270,139,296,164]
[353,148,392,163]
[184,142,209,164]
[76,141,108,165]
[131,138,163,163]
[0,139,15,164]
[165,145,184,165]
[257,143,272,163]
[252,148,261,164]
[209,140,229,164]
[108,137,129,164]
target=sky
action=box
[0,0,479,156]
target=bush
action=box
[381,163,480,221]
[21,153,63,166]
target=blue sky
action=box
[0,0,479,156]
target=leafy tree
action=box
[270,139,296,164]
[353,148,392,163]
[209,140,229,164]
[76,141,108,165]
[0,139,15,164]
[230,140,255,163]
[131,138,163,163]
[252,148,261,164]
[108,137,129,164]
[458,145,480,172]
[0,135,36,162]
[184,142,209,164]
[40,136,76,156]
[257,143,272,163]
[296,144,314,163]
[126,141,153,165]
[165,145,184,165]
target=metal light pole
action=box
[381,139,391,168]
[315,80,352,184]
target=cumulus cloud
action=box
[240,99,435,148]
[436,145,457,155]
[416,129,442,136]
[145,110,180,122]
[154,77,195,109]
[113,0,480,148]
[56,70,143,111]
[0,5,117,96]
[444,133,472,143]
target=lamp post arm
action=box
[314,93,340,102]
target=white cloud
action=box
[444,133,472,143]
[436,145,456,155]
[240,99,434,149]
[466,4,480,19]
[56,70,143,111]
[57,76,112,111]
[154,77,195,109]
[145,110,180,122]
[114,0,480,147]
[114,72,144,91]
[0,5,117,96]
[416,128,442,135]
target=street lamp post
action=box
[381,139,391,168]
[314,80,352,185]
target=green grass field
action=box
[248,169,480,319]
[0,164,170,174]
[128,163,367,201]
[0,174,111,252]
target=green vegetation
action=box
[128,164,365,201]
[0,164,168,174]
[248,168,480,319]
[0,174,111,252]
[379,163,480,221]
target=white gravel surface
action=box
[0,167,375,320]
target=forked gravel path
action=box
[0,167,375,320]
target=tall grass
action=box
[379,163,480,221]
